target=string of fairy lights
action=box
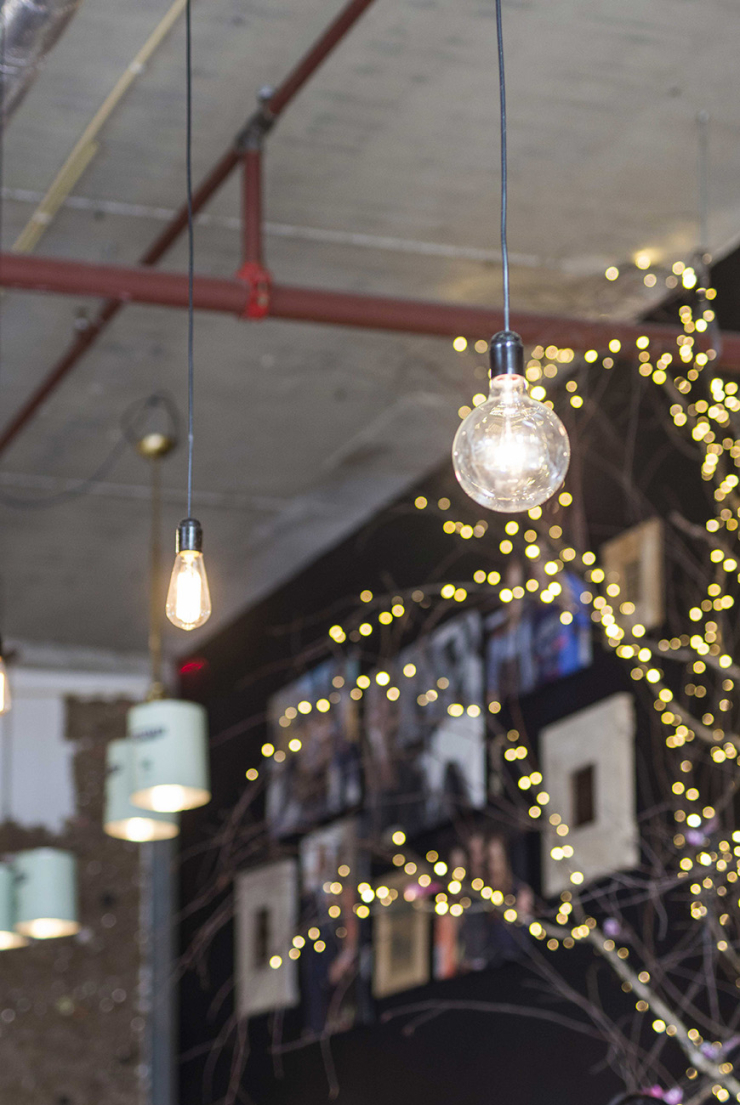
[241,263,740,1101]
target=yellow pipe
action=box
[12,0,189,254]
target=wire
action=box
[697,110,710,259]
[185,0,195,520]
[494,0,511,332]
[0,8,5,392]
[0,393,179,510]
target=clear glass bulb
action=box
[0,657,10,715]
[166,550,211,631]
[452,374,570,512]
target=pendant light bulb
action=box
[166,519,211,631]
[0,647,10,715]
[452,332,570,513]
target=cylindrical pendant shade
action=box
[129,699,210,813]
[14,848,80,940]
[104,739,179,841]
[0,863,28,949]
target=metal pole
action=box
[148,455,163,700]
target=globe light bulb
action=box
[166,519,212,631]
[452,332,570,513]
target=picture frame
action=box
[372,872,430,999]
[601,517,664,631]
[364,611,486,838]
[485,571,592,705]
[234,859,299,1020]
[299,817,372,1037]
[540,693,638,897]
[267,656,361,837]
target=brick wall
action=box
[0,698,143,1105]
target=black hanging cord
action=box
[494,0,511,332]
[185,0,195,519]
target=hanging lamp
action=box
[452,0,570,513]
[129,697,210,813]
[106,426,179,839]
[123,403,210,816]
[104,738,179,841]
[165,0,212,631]
[0,862,27,949]
[14,848,80,940]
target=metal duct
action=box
[0,0,84,124]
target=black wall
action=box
[176,350,714,1105]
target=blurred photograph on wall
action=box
[298,818,372,1037]
[372,872,430,999]
[485,572,592,704]
[267,657,361,837]
[364,611,486,838]
[433,827,533,980]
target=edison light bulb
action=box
[166,519,212,631]
[453,332,570,513]
[0,643,10,715]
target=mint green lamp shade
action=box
[104,738,179,841]
[0,863,27,949]
[129,699,211,813]
[14,848,80,940]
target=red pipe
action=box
[270,284,740,366]
[0,300,123,457]
[142,149,240,267]
[3,252,738,370]
[0,0,380,459]
[264,0,376,118]
[0,253,248,311]
[242,148,263,267]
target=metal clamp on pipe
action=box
[235,87,277,151]
[235,261,272,319]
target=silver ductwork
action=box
[0,0,84,124]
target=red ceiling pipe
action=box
[0,253,248,312]
[0,0,380,459]
[268,283,740,369]
[0,299,123,457]
[262,0,377,118]
[3,252,740,371]
[241,148,264,267]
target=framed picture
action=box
[267,657,361,837]
[364,611,486,838]
[299,818,372,1037]
[433,826,533,980]
[372,873,430,999]
[485,572,592,704]
[540,693,638,897]
[601,517,664,631]
[234,859,299,1020]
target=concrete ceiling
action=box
[0,0,739,660]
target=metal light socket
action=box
[176,518,203,555]
[489,330,524,378]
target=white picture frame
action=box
[234,859,299,1019]
[601,517,664,631]
[541,693,638,897]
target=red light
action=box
[180,658,207,675]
